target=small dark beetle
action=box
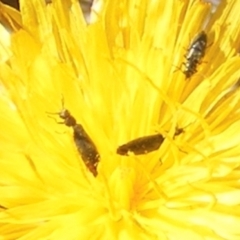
[117,127,185,156]
[183,31,208,79]
[117,133,165,156]
[48,104,100,176]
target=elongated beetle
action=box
[48,101,100,176]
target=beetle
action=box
[116,126,186,156]
[117,133,165,156]
[182,31,208,79]
[48,102,100,176]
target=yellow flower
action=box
[1,0,240,239]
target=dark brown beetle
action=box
[117,126,186,156]
[48,103,100,176]
[117,133,164,156]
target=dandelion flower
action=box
[1,0,240,239]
